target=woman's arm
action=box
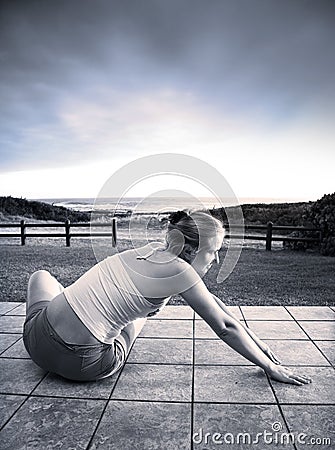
[179,268,312,385]
[211,294,281,364]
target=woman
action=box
[23,210,312,385]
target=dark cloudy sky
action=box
[0,0,334,199]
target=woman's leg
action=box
[116,317,147,357]
[26,270,63,317]
[23,270,65,368]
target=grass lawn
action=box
[204,246,335,306]
[0,239,334,306]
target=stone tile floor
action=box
[0,303,334,449]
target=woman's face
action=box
[192,231,224,277]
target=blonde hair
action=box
[166,210,224,262]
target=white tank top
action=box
[63,249,170,344]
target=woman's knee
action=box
[28,271,50,290]
[32,269,51,277]
[27,270,60,302]
[29,270,52,283]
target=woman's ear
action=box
[179,242,196,264]
[166,229,185,256]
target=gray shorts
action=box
[23,301,125,381]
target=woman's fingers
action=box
[269,366,313,385]
[293,374,312,384]
[288,377,304,386]
[281,371,300,385]
[285,369,312,383]
[285,370,312,385]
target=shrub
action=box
[0,196,90,222]
[303,193,335,256]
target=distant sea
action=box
[37,197,309,216]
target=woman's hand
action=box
[266,365,312,386]
[261,344,281,365]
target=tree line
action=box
[0,196,90,222]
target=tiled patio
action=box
[0,303,334,449]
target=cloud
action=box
[0,0,334,174]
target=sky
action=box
[0,0,334,202]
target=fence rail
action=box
[0,219,117,247]
[225,222,322,251]
[0,220,321,250]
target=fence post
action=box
[266,221,273,251]
[20,219,26,246]
[65,220,71,247]
[112,218,117,247]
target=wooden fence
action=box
[0,219,117,247]
[225,222,322,251]
[0,220,321,250]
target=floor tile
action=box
[91,400,191,449]
[195,306,243,320]
[194,340,254,365]
[152,305,194,319]
[262,340,331,366]
[286,306,335,321]
[5,303,26,316]
[0,334,21,354]
[1,338,29,359]
[0,394,27,428]
[127,338,193,364]
[194,366,276,403]
[0,303,22,315]
[246,321,309,339]
[111,363,192,402]
[297,321,335,340]
[139,319,193,338]
[314,341,335,365]
[270,367,335,404]
[0,303,333,448]
[193,403,294,449]
[0,316,25,334]
[194,320,219,339]
[241,306,293,320]
[281,405,335,450]
[33,371,119,399]
[0,359,45,395]
[0,397,105,450]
